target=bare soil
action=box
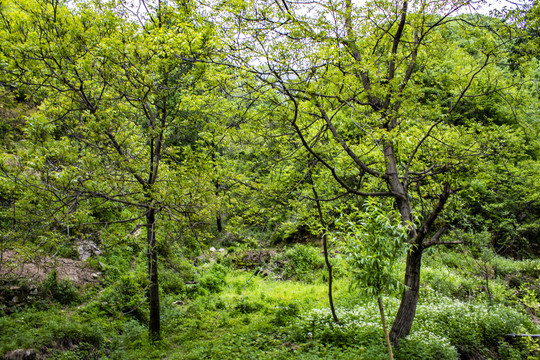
[0,250,98,286]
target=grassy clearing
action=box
[1,244,539,359]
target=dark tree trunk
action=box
[389,245,423,344]
[216,215,222,233]
[310,174,339,323]
[147,208,160,340]
[323,232,339,323]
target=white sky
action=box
[474,0,527,14]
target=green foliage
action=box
[160,254,197,296]
[190,263,228,296]
[41,271,79,306]
[94,271,149,321]
[271,301,300,326]
[414,291,537,358]
[0,0,540,357]
[279,244,324,282]
[0,308,104,357]
[396,331,458,360]
[334,200,409,297]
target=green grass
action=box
[1,244,539,359]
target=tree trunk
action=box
[323,232,339,324]
[147,208,161,340]
[310,177,339,323]
[378,296,394,360]
[389,245,423,344]
[216,215,222,233]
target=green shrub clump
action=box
[279,244,324,281]
[188,263,228,297]
[41,271,79,305]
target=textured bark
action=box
[378,296,394,360]
[147,208,161,340]
[389,246,423,343]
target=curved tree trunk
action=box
[389,246,423,343]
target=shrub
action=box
[96,271,148,321]
[289,306,387,349]
[41,271,79,305]
[272,301,300,326]
[279,244,324,281]
[491,256,540,278]
[188,263,228,297]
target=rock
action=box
[218,248,226,253]
[76,240,102,261]
[11,296,19,303]
[28,285,38,296]
[3,348,37,360]
[209,247,216,252]
[131,228,142,238]
[91,272,101,279]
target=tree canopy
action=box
[0,0,539,348]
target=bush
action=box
[187,263,228,297]
[96,271,148,321]
[0,308,106,358]
[279,244,324,281]
[160,257,197,296]
[491,256,540,278]
[41,271,79,305]
[272,301,300,326]
[289,306,387,350]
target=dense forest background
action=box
[1,0,540,359]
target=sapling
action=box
[334,200,409,360]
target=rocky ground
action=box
[0,250,98,286]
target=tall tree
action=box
[214,0,526,342]
[0,0,217,338]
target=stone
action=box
[76,240,102,261]
[209,247,216,252]
[28,285,38,296]
[3,349,37,360]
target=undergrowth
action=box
[1,243,539,359]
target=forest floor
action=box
[1,244,540,360]
[0,250,98,286]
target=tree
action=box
[335,200,409,359]
[214,0,525,342]
[0,0,217,339]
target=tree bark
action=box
[389,245,423,344]
[216,215,223,232]
[147,208,161,340]
[378,296,394,360]
[311,176,339,323]
[323,231,339,324]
